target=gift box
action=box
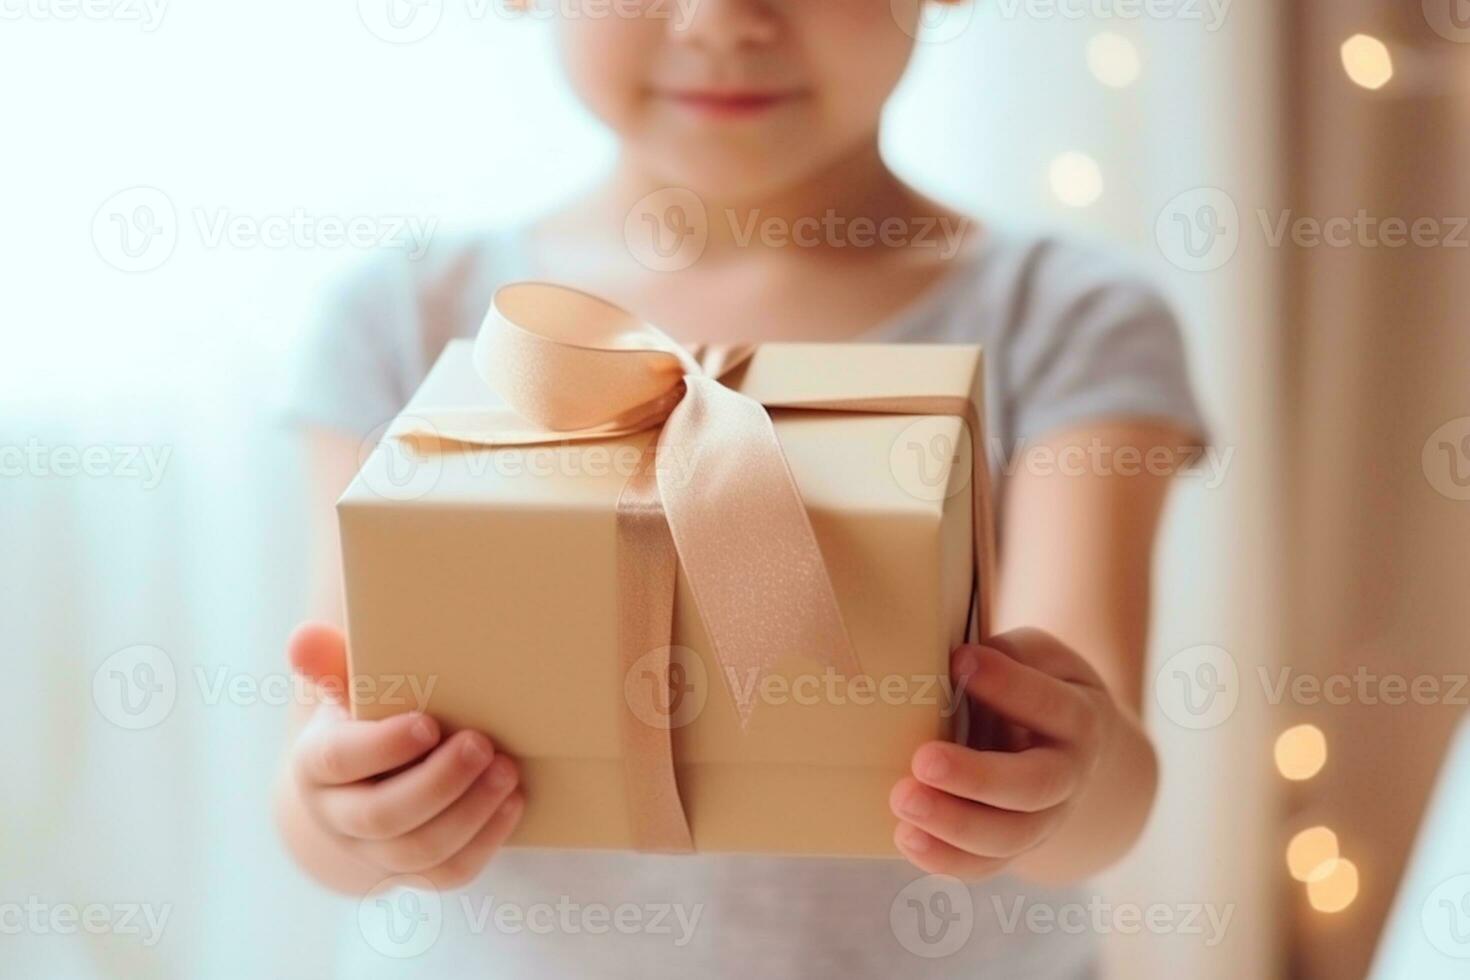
[338,283,993,858]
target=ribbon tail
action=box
[657,376,860,729]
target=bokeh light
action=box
[1087,32,1142,88]
[1307,858,1360,913]
[1275,724,1328,780]
[1287,826,1340,883]
[1341,34,1394,90]
[1048,152,1104,208]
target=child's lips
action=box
[655,88,806,118]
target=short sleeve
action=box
[1004,240,1208,448]
[279,253,431,441]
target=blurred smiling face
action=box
[556,0,932,202]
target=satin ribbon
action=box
[396,281,992,853]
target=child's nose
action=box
[669,0,781,49]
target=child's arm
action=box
[273,430,524,895]
[890,419,1187,884]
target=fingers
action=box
[952,644,1100,742]
[316,729,498,839]
[896,630,1111,878]
[295,708,441,787]
[910,741,1079,813]
[985,627,1104,689]
[422,792,526,890]
[893,822,1011,879]
[890,777,1058,860]
[357,755,520,874]
[288,622,350,701]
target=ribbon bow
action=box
[397,282,992,852]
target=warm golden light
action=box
[1087,32,1142,88]
[1341,34,1394,90]
[1048,152,1104,208]
[1275,724,1328,780]
[1287,826,1340,882]
[1307,858,1360,913]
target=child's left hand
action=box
[889,627,1114,878]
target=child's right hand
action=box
[286,623,524,889]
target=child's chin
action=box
[646,141,831,204]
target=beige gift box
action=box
[339,338,990,857]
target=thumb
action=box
[288,622,350,704]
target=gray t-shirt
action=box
[287,225,1205,979]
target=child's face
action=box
[557,0,931,201]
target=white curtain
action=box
[1,3,1281,976]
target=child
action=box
[276,3,1205,976]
